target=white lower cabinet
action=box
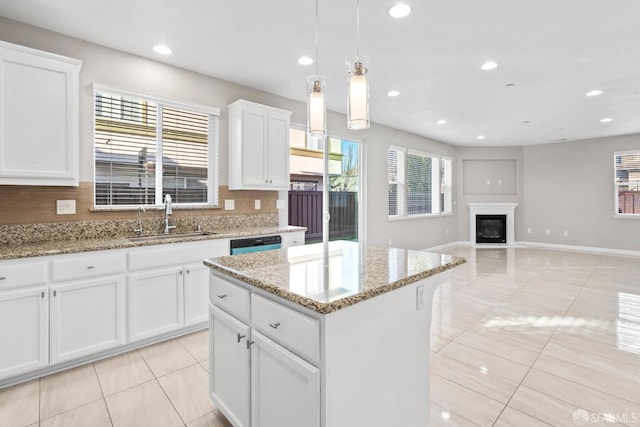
[128,268,184,341]
[184,263,210,326]
[210,305,251,427]
[50,276,126,364]
[0,286,49,379]
[251,331,320,427]
[209,276,320,427]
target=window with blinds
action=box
[615,151,640,215]
[94,89,219,207]
[388,147,452,218]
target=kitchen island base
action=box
[208,270,449,427]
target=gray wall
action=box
[0,17,460,250]
[3,17,639,252]
[522,134,640,251]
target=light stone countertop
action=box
[204,240,466,314]
[0,225,305,260]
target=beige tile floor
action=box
[1,246,639,426]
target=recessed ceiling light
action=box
[298,56,313,66]
[586,90,603,97]
[389,3,411,18]
[437,119,447,125]
[480,61,498,71]
[387,90,400,97]
[152,45,172,55]
[476,135,485,140]
[600,117,613,123]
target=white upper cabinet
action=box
[228,100,291,191]
[0,41,81,186]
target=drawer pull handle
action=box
[246,340,255,349]
[237,333,246,343]
[0,276,6,281]
[217,294,228,299]
[269,322,280,329]
[87,266,95,270]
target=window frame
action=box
[614,149,640,218]
[92,84,220,209]
[388,146,453,220]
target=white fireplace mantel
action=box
[468,203,518,245]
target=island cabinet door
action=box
[209,305,250,427]
[250,331,320,427]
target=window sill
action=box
[91,204,220,212]
[388,212,454,221]
[613,214,640,219]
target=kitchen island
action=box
[204,240,465,427]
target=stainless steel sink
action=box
[127,231,217,242]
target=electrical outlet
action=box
[254,199,261,210]
[276,199,285,209]
[545,229,551,235]
[56,200,76,215]
[224,199,235,210]
[527,228,532,234]
[486,180,491,185]
[416,285,425,310]
[564,230,569,237]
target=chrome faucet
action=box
[164,194,176,234]
[134,206,146,236]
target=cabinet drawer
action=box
[210,275,250,323]
[0,261,47,290]
[52,253,125,282]
[251,294,319,364]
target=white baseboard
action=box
[423,240,640,258]
[518,241,640,258]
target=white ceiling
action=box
[1,0,639,146]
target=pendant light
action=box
[347,0,369,130]
[307,0,326,138]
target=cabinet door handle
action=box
[87,265,95,270]
[186,269,190,275]
[269,322,280,329]
[217,294,227,299]
[246,340,255,349]
[179,270,183,275]
[0,276,6,281]
[53,290,57,297]
[237,333,246,343]
[41,291,45,298]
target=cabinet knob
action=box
[269,322,280,329]
[217,294,227,299]
[237,333,246,343]
[186,269,190,275]
[179,270,183,275]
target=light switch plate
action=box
[56,200,76,215]
[224,199,235,210]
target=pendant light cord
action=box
[356,0,360,60]
[315,0,319,76]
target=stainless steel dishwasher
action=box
[229,235,282,255]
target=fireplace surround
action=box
[468,203,517,245]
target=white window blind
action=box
[94,89,219,207]
[615,151,640,215]
[388,147,452,218]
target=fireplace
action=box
[476,215,507,243]
[468,203,517,245]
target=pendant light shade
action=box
[307,75,326,138]
[347,0,370,130]
[347,58,369,130]
[307,0,327,138]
